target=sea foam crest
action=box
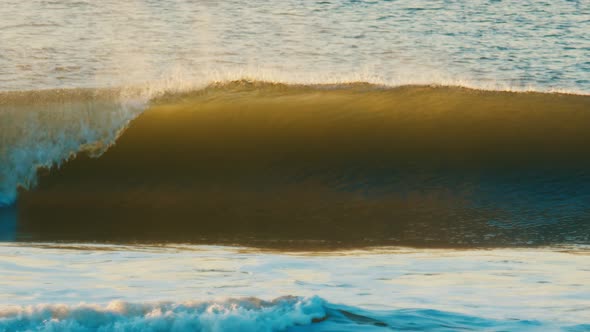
[0,91,144,207]
[0,74,206,207]
[0,296,325,332]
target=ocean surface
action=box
[1,244,589,331]
[1,0,590,331]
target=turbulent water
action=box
[0,244,589,331]
[1,0,590,331]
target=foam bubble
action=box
[0,296,326,332]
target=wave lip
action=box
[0,88,147,208]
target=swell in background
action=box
[1,0,589,92]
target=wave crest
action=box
[2,296,586,331]
[0,296,326,332]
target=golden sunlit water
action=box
[1,1,589,331]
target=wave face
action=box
[0,296,579,332]
[3,82,590,247]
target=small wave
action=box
[0,296,325,332]
[0,296,584,332]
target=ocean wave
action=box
[2,80,589,208]
[0,296,325,332]
[1,296,582,332]
[1,81,589,247]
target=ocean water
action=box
[0,0,589,92]
[0,244,589,331]
[3,84,590,247]
[1,0,590,331]
[1,0,590,209]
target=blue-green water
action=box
[0,244,588,331]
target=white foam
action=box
[0,297,325,332]
[0,92,145,207]
[0,245,588,331]
[116,66,590,97]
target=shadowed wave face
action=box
[4,82,590,248]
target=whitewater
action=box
[0,244,589,331]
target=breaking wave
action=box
[0,296,324,332]
[1,296,583,332]
[1,81,590,247]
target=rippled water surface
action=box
[1,0,589,92]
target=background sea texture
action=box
[1,0,590,331]
[1,0,589,92]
